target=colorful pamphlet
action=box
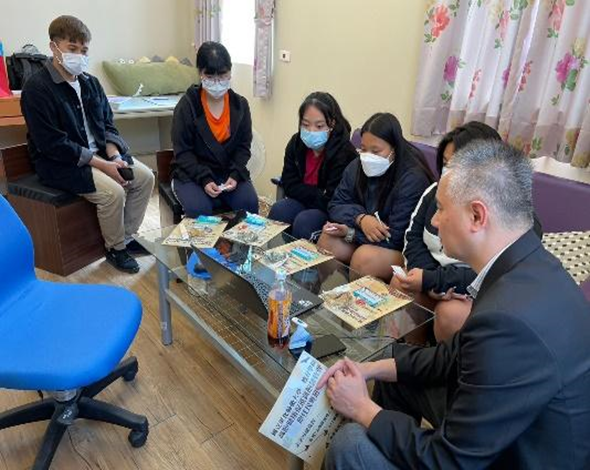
[221,213,289,247]
[162,217,227,248]
[258,239,334,275]
[321,276,413,329]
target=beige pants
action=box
[79,160,155,250]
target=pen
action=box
[374,211,390,243]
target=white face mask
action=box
[202,77,231,99]
[359,152,393,177]
[53,43,89,76]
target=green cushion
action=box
[102,61,200,96]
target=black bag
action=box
[6,44,50,90]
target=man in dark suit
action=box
[318,140,590,469]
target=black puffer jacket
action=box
[171,85,252,187]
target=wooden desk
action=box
[0,94,177,125]
[0,94,177,156]
[0,95,25,127]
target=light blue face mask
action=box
[300,128,329,150]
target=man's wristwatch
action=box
[345,227,355,244]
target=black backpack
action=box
[6,44,50,90]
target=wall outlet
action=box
[279,50,291,62]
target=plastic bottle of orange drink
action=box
[267,269,292,347]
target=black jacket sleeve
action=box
[96,79,129,156]
[422,266,477,295]
[228,96,252,182]
[322,142,357,210]
[403,183,440,270]
[383,169,431,251]
[171,95,215,186]
[367,312,559,469]
[392,332,460,387]
[328,161,367,227]
[21,81,88,165]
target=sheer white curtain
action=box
[194,0,221,51]
[253,0,275,98]
[413,0,590,168]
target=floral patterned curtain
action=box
[194,0,221,51]
[253,0,275,98]
[412,0,590,168]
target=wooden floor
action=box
[0,195,289,470]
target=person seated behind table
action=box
[394,121,543,341]
[268,92,357,240]
[171,41,258,217]
[317,113,434,281]
[20,15,155,274]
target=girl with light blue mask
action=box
[268,92,357,240]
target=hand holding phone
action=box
[117,167,135,181]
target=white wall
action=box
[0,0,194,92]
[1,0,428,182]
[0,0,194,154]
[227,0,428,198]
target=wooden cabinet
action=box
[0,95,25,127]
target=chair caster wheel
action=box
[128,428,148,448]
[123,369,137,382]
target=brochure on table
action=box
[221,213,289,247]
[162,216,227,248]
[321,276,413,329]
[258,239,334,275]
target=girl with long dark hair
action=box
[318,112,433,281]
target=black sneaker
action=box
[126,239,150,256]
[106,248,140,274]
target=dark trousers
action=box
[172,178,259,218]
[372,380,447,428]
[268,198,327,240]
[323,381,447,470]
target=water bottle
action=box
[267,269,292,348]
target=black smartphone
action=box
[309,334,346,360]
[223,209,247,230]
[117,167,135,181]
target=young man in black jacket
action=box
[20,16,154,274]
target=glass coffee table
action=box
[135,222,433,469]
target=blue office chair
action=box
[0,196,148,469]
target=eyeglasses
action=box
[202,72,231,82]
